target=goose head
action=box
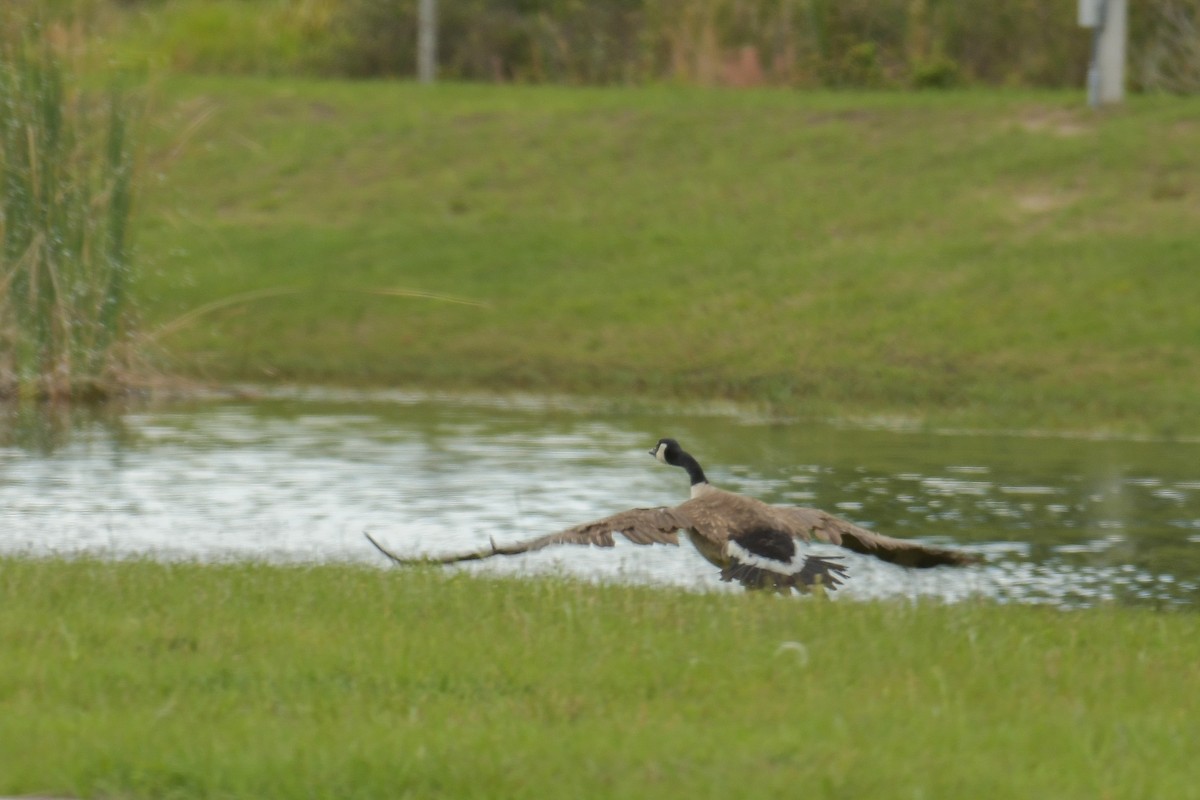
[649,437,684,465]
[650,437,710,493]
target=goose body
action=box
[366,438,977,593]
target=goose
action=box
[365,438,978,593]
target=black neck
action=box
[677,452,708,486]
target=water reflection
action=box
[1,391,1198,607]
[0,402,136,455]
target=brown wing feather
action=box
[365,506,690,566]
[720,555,848,593]
[767,506,979,568]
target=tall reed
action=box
[0,19,138,401]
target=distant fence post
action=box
[418,0,437,83]
[1079,0,1126,106]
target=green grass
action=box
[99,0,332,77]
[132,78,1200,434]
[1,557,1198,799]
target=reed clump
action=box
[0,17,139,402]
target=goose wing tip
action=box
[363,530,406,565]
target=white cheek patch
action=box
[655,443,668,463]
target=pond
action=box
[3,388,1199,607]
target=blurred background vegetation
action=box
[27,0,1200,92]
[4,0,1199,421]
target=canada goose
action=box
[365,438,978,593]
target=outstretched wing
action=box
[365,506,692,566]
[768,506,979,569]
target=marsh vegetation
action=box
[0,16,139,400]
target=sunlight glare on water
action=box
[2,392,1198,607]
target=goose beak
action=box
[648,447,657,457]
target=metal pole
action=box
[1087,0,1125,107]
[1096,0,1126,104]
[418,0,437,84]
[1086,0,1105,107]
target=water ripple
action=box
[2,398,1199,607]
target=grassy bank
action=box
[132,79,1200,434]
[1,557,1198,798]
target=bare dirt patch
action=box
[1016,107,1093,138]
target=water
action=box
[3,389,1199,607]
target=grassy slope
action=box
[2,557,1198,799]
[136,79,1200,433]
